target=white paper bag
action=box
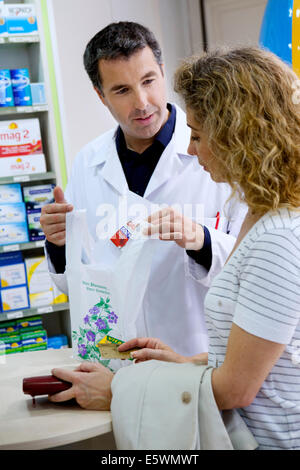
[66,210,154,371]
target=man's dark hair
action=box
[83,21,163,94]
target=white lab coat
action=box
[47,104,247,355]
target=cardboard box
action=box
[26,209,45,241]
[0,334,22,355]
[0,202,26,224]
[25,256,53,294]
[0,3,8,38]
[16,315,42,332]
[29,290,53,308]
[21,328,47,352]
[0,222,29,246]
[0,184,22,204]
[5,4,38,36]
[23,184,55,210]
[0,261,26,288]
[0,320,18,336]
[0,285,29,311]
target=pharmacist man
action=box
[40,21,246,357]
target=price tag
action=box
[35,240,45,248]
[3,244,20,252]
[7,311,23,320]
[13,175,30,182]
[37,306,53,314]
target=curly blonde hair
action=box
[174,46,300,214]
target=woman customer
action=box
[51,47,300,450]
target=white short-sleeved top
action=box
[203,208,300,450]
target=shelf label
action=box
[7,311,23,320]
[35,240,45,248]
[3,244,20,252]
[37,306,53,314]
[13,175,30,182]
[17,106,32,113]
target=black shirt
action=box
[46,104,212,273]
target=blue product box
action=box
[26,209,45,241]
[5,4,38,36]
[0,184,22,204]
[0,69,14,107]
[30,83,46,106]
[0,284,29,312]
[0,250,26,289]
[0,203,27,224]
[23,184,55,210]
[47,335,68,350]
[10,68,32,107]
[0,4,8,38]
[0,222,29,246]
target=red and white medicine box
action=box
[0,118,46,177]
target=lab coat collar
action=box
[86,104,190,197]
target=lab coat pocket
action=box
[204,216,228,233]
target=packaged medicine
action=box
[0,321,18,336]
[0,202,26,224]
[30,83,46,106]
[0,285,29,312]
[0,334,23,355]
[10,68,32,107]
[21,329,47,352]
[0,69,14,107]
[29,290,53,308]
[0,184,22,204]
[0,118,46,177]
[23,184,55,210]
[0,261,26,288]
[26,209,45,241]
[5,4,38,36]
[0,3,7,38]
[17,315,43,332]
[25,256,53,294]
[0,223,29,246]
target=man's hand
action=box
[49,362,114,410]
[40,186,73,247]
[144,207,205,251]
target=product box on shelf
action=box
[23,184,55,210]
[0,223,29,246]
[0,320,18,335]
[0,184,22,204]
[25,256,52,294]
[0,251,26,288]
[0,118,46,177]
[0,333,22,355]
[0,284,29,312]
[26,208,44,241]
[21,328,47,352]
[47,334,68,350]
[10,68,32,107]
[5,4,38,36]
[29,290,53,308]
[0,202,26,224]
[30,83,46,106]
[0,3,7,38]
[0,69,14,107]
[16,315,43,332]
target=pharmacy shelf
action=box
[0,34,40,44]
[0,104,48,116]
[0,239,46,254]
[0,170,55,185]
[0,302,69,321]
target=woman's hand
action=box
[49,362,114,410]
[119,337,208,365]
[144,207,204,251]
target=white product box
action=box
[25,256,53,294]
[0,184,22,204]
[0,223,28,246]
[0,4,8,38]
[52,282,68,304]
[1,285,29,311]
[0,118,43,157]
[5,4,38,36]
[0,154,46,177]
[0,262,26,288]
[0,202,26,224]
[29,290,53,308]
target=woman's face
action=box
[186,108,226,183]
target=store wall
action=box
[47,0,202,176]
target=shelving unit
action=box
[0,0,70,347]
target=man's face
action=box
[96,46,168,149]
